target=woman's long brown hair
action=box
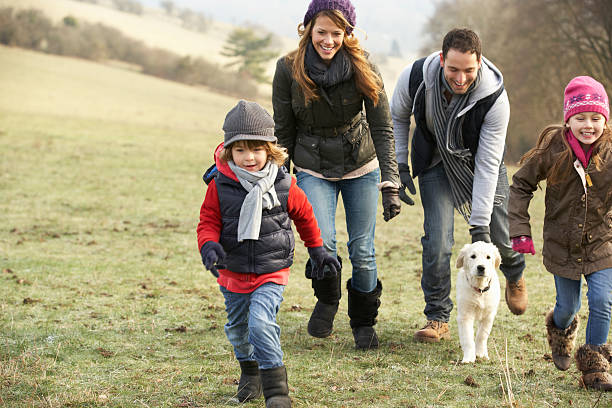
[520,122,611,185]
[285,10,383,106]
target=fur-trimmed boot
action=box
[307,257,342,338]
[347,278,382,350]
[260,365,291,407]
[574,344,612,391]
[237,360,262,402]
[545,309,579,371]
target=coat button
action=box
[589,234,593,239]
[576,243,580,248]
[577,258,582,263]
[578,224,583,228]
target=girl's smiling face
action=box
[310,15,344,65]
[567,111,606,145]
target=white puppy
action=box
[455,241,501,363]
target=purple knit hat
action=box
[563,76,609,122]
[303,0,356,35]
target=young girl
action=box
[509,76,612,391]
[197,100,340,407]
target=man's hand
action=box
[469,225,491,243]
[398,163,416,205]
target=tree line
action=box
[420,0,612,162]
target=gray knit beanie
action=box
[223,100,277,147]
[303,0,356,35]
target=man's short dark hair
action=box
[442,28,481,60]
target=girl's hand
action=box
[512,236,536,255]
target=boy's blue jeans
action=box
[418,162,525,322]
[296,168,380,293]
[553,268,612,346]
[219,282,285,370]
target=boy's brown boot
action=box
[414,320,450,343]
[237,360,262,402]
[575,344,612,391]
[545,309,579,371]
[505,276,528,315]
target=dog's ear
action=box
[494,246,501,269]
[456,244,471,268]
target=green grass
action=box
[0,45,609,407]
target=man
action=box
[390,28,527,343]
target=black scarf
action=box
[304,42,353,91]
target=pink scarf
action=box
[566,129,593,168]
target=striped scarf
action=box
[431,66,482,222]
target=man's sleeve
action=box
[390,63,415,165]
[470,89,510,227]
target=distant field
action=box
[0,46,608,407]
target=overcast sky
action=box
[139,0,434,57]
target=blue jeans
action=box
[418,162,525,321]
[553,268,612,346]
[219,283,285,370]
[296,168,380,293]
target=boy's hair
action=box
[442,28,481,60]
[221,140,288,167]
[520,122,611,185]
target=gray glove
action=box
[469,226,491,243]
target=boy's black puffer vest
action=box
[215,168,295,274]
[409,57,504,177]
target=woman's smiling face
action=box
[310,15,344,65]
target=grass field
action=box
[0,45,609,407]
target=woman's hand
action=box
[381,187,401,221]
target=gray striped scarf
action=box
[431,66,482,222]
[228,161,280,242]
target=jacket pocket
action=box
[294,133,321,171]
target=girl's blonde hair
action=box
[286,10,382,106]
[221,140,288,167]
[520,122,611,185]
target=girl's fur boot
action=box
[545,309,579,370]
[574,344,612,391]
[307,257,342,338]
[237,360,262,402]
[260,366,291,407]
[347,278,382,350]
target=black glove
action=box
[469,225,491,243]
[381,186,401,222]
[200,241,226,278]
[398,163,416,206]
[307,246,341,280]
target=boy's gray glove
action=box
[381,186,401,221]
[307,246,341,280]
[200,241,226,278]
[469,225,491,243]
[398,163,416,206]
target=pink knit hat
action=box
[563,76,609,122]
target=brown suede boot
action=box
[575,344,612,391]
[414,320,450,343]
[545,309,579,371]
[505,276,528,315]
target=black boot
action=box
[260,365,291,407]
[347,278,382,350]
[237,360,262,402]
[306,257,342,338]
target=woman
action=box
[272,0,401,350]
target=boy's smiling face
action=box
[231,142,268,172]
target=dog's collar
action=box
[469,275,491,294]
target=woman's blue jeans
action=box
[418,162,525,322]
[219,282,285,370]
[296,169,380,293]
[553,268,612,346]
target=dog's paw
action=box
[461,354,476,364]
[476,350,489,360]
